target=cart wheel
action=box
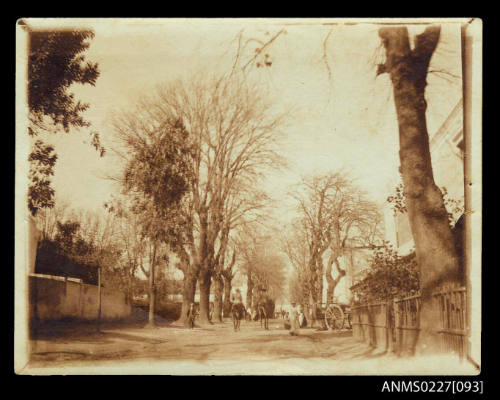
[325,304,344,330]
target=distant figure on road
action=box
[230,289,245,331]
[289,302,300,336]
[187,302,196,329]
[298,304,307,328]
[231,288,243,305]
[255,287,269,330]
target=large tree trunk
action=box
[325,257,335,306]
[178,271,197,326]
[223,275,232,317]
[379,26,461,355]
[316,258,324,304]
[212,229,230,323]
[246,271,253,310]
[325,270,343,306]
[325,253,346,306]
[308,257,319,304]
[305,256,318,325]
[222,251,236,317]
[212,274,224,323]
[198,268,212,324]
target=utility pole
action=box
[148,242,157,327]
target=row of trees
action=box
[283,171,383,315]
[236,226,287,311]
[247,24,466,355]
[25,25,290,327]
[112,73,288,325]
[284,173,464,311]
[26,24,467,355]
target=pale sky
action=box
[20,19,466,302]
[24,18,464,226]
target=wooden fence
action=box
[351,287,468,358]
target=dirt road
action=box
[24,319,476,375]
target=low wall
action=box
[29,274,131,322]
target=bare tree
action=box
[34,200,70,240]
[234,225,261,311]
[323,188,382,306]
[144,73,287,324]
[105,199,147,303]
[283,223,311,306]
[221,249,237,318]
[290,173,350,308]
[212,231,237,322]
[236,226,286,312]
[286,172,382,319]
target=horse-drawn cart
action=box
[315,302,352,330]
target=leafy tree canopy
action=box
[28,30,100,135]
[116,114,194,249]
[27,28,102,216]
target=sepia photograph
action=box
[15,18,482,376]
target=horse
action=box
[231,303,244,331]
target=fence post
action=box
[394,298,401,356]
[385,301,390,353]
[391,298,397,354]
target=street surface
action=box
[25,318,476,375]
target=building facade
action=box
[384,99,465,255]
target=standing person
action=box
[289,302,300,336]
[256,287,269,330]
[298,304,307,328]
[187,302,196,329]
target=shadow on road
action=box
[30,318,370,365]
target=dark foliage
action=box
[28,140,58,215]
[34,220,120,286]
[35,238,99,285]
[121,118,194,247]
[27,29,101,216]
[353,243,419,303]
[28,30,99,134]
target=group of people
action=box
[185,289,305,337]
